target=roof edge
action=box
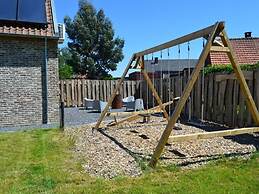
[0,32,60,40]
[50,0,59,36]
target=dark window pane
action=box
[18,0,47,24]
[0,0,17,21]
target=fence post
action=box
[60,101,65,130]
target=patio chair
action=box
[123,98,144,111]
[84,98,95,110]
[134,99,144,111]
[84,98,108,112]
[122,96,135,111]
[93,100,108,112]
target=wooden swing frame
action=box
[94,21,259,168]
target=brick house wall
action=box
[0,36,59,128]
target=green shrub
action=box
[59,64,73,79]
[203,62,259,75]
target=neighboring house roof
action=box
[208,37,259,65]
[144,59,198,72]
[0,0,63,40]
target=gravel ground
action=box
[65,116,258,179]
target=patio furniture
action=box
[122,98,144,111]
[112,94,123,109]
[84,98,108,112]
[84,98,95,110]
[134,99,144,111]
[122,96,135,111]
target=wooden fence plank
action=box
[77,79,81,106]
[203,75,208,120]
[232,80,239,127]
[247,79,253,126]
[217,80,227,123]
[207,73,214,121]
[66,80,71,107]
[238,85,245,127]
[82,79,86,101]
[194,74,201,118]
[212,74,218,121]
[71,80,75,107]
[224,79,234,126]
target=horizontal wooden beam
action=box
[168,127,259,143]
[107,109,163,117]
[135,21,224,57]
[112,121,168,129]
[108,98,180,126]
[210,46,230,52]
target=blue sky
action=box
[55,0,259,77]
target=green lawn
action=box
[0,129,258,194]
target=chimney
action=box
[244,32,252,38]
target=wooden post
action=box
[149,22,222,168]
[169,127,259,142]
[60,101,65,130]
[220,30,259,125]
[93,55,136,129]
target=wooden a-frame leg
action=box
[93,55,136,130]
[148,22,221,168]
[140,54,169,120]
[220,30,259,125]
[142,70,169,120]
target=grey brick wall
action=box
[0,36,59,128]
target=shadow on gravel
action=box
[97,128,148,161]
[96,129,173,164]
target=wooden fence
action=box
[60,79,140,107]
[140,69,259,128]
[60,69,259,128]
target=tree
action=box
[58,48,73,79]
[59,64,73,79]
[64,0,124,79]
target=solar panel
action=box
[18,0,47,24]
[0,0,18,21]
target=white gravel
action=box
[65,117,257,179]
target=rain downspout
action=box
[43,37,48,124]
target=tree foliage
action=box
[64,0,124,79]
[59,64,73,79]
[58,48,73,79]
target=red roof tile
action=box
[0,0,57,38]
[209,38,259,65]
